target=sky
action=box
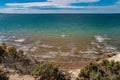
[0,0,120,13]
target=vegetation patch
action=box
[32,62,71,80]
[76,60,120,80]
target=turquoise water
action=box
[0,14,120,60]
[0,14,120,37]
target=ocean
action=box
[0,14,120,61]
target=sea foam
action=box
[95,35,110,43]
[15,38,25,42]
[61,35,66,37]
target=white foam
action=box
[19,46,28,51]
[31,47,37,51]
[95,36,105,42]
[60,52,71,56]
[40,44,54,48]
[14,44,21,47]
[41,55,54,58]
[84,50,98,54]
[0,35,7,43]
[15,38,25,42]
[0,35,5,38]
[95,35,110,43]
[12,36,16,38]
[105,46,117,50]
[61,35,66,37]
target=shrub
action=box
[6,46,17,56]
[76,60,120,80]
[0,46,6,57]
[32,62,70,80]
[17,50,24,57]
[0,68,8,80]
[18,50,24,55]
[1,43,7,50]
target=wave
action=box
[61,35,67,37]
[15,38,26,42]
[94,35,110,43]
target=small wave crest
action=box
[61,35,67,37]
[95,35,110,43]
[15,38,25,42]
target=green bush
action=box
[76,60,120,80]
[0,68,8,80]
[0,46,6,57]
[6,46,17,56]
[1,43,7,50]
[32,62,70,80]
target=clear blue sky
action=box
[0,0,120,13]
